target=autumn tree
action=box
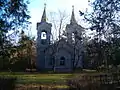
[10,30,36,71]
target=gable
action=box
[44,38,74,55]
[54,48,72,61]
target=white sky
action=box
[28,0,89,37]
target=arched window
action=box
[41,31,47,39]
[60,56,65,66]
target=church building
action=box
[36,5,84,72]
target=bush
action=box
[0,76,16,90]
[67,74,116,90]
[10,57,29,72]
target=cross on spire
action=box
[44,3,46,9]
[72,5,74,12]
[41,3,47,22]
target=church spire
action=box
[70,6,77,24]
[41,3,47,22]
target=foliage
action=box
[0,76,16,90]
[85,0,120,35]
[10,30,36,71]
[0,0,30,30]
[0,0,30,71]
[83,0,120,69]
[68,73,120,90]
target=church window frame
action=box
[72,32,75,43]
[60,56,65,66]
[41,30,47,45]
[41,30,47,39]
[48,56,55,66]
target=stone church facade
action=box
[36,5,84,72]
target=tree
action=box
[72,30,85,70]
[0,0,30,70]
[83,0,120,69]
[50,10,69,41]
[10,30,36,71]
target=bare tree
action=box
[73,31,85,70]
[49,10,69,42]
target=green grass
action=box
[0,70,105,85]
[0,72,74,84]
[0,71,111,89]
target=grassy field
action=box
[0,71,115,89]
[0,70,102,85]
[0,72,75,85]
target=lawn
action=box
[0,70,102,85]
[0,72,74,85]
[0,71,113,89]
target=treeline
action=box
[1,0,120,72]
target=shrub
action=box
[67,74,116,90]
[0,76,16,90]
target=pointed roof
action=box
[41,3,47,22]
[70,6,77,24]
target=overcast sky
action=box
[28,0,89,37]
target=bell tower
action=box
[66,6,83,44]
[65,6,84,68]
[36,4,52,70]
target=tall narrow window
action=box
[41,31,47,39]
[60,56,65,66]
[72,33,75,43]
[49,56,55,65]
